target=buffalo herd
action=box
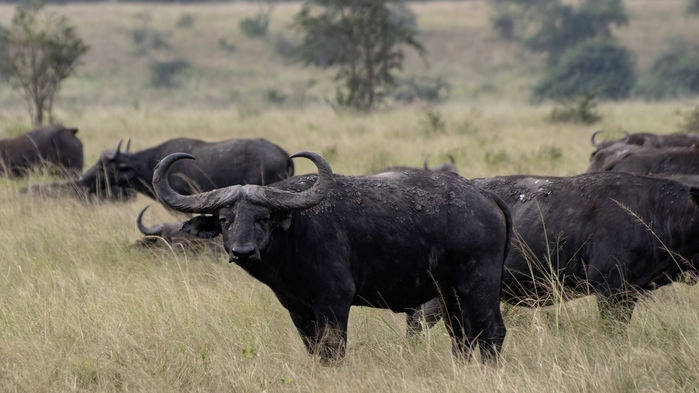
[5,124,699,365]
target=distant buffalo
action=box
[133,205,222,254]
[590,130,699,150]
[78,137,293,200]
[588,130,699,173]
[589,145,699,176]
[0,124,83,177]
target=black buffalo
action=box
[590,130,699,150]
[152,151,511,364]
[133,205,222,254]
[0,124,83,177]
[78,137,293,200]
[590,145,699,176]
[410,172,699,331]
[588,131,699,173]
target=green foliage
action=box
[239,1,274,38]
[217,37,236,53]
[0,1,88,126]
[293,0,426,112]
[689,0,699,14]
[419,108,446,135]
[391,75,451,104]
[639,44,699,99]
[679,106,699,133]
[239,15,269,38]
[175,12,195,28]
[549,92,602,124]
[494,0,628,66]
[131,13,171,55]
[534,38,635,101]
[148,59,189,88]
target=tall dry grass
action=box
[0,1,697,392]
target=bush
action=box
[640,45,699,99]
[391,76,451,104]
[679,106,699,133]
[176,13,195,28]
[239,15,269,38]
[689,0,699,14]
[533,38,635,101]
[549,92,602,124]
[148,59,189,88]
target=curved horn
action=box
[621,130,631,143]
[246,151,334,210]
[136,205,164,236]
[153,151,333,213]
[125,138,132,153]
[105,139,123,160]
[423,154,431,170]
[591,130,604,147]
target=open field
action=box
[0,1,698,392]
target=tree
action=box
[493,0,628,66]
[0,1,88,126]
[293,0,425,112]
[533,38,635,101]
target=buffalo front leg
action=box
[406,297,443,338]
[288,307,351,365]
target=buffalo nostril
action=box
[231,245,256,260]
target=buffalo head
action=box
[79,139,133,196]
[153,151,333,263]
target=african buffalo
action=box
[78,137,293,200]
[0,124,83,177]
[410,172,699,331]
[133,205,222,254]
[588,131,699,173]
[590,145,699,175]
[590,130,699,150]
[152,151,511,364]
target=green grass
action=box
[0,1,698,392]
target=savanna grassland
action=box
[0,1,698,392]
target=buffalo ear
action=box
[181,215,221,238]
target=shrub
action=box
[689,0,699,14]
[641,45,699,99]
[549,92,602,124]
[148,59,189,88]
[176,13,195,28]
[679,106,699,133]
[218,37,236,53]
[239,15,269,38]
[420,108,446,135]
[534,38,635,101]
[391,76,451,104]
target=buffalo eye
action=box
[255,217,269,230]
[219,215,234,226]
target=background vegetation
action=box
[0,1,697,392]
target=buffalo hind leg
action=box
[441,294,506,365]
[406,298,443,338]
